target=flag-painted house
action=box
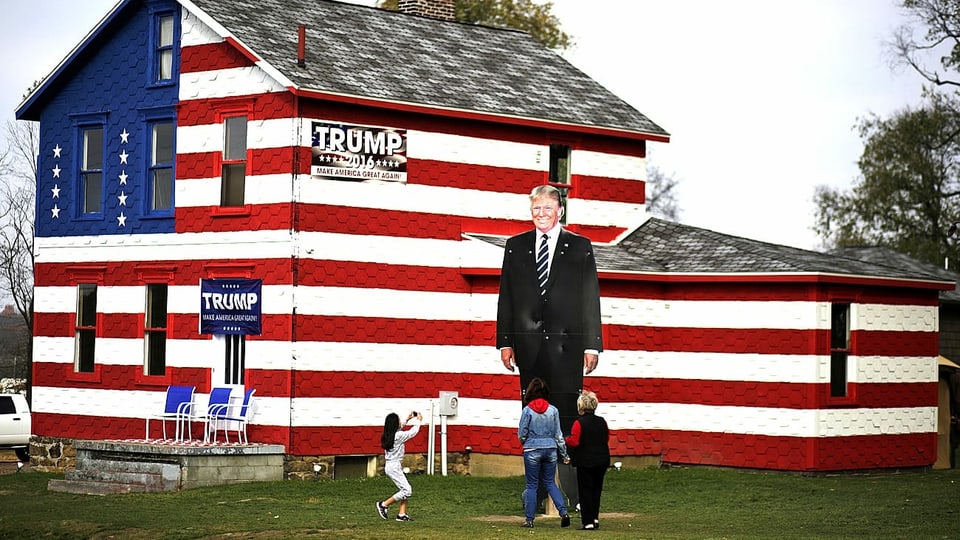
[16,0,953,474]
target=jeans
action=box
[523,447,567,521]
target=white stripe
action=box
[174,173,294,206]
[35,230,293,262]
[36,284,292,315]
[177,118,298,154]
[181,8,224,47]
[31,384,935,438]
[32,386,288,428]
[857,303,938,332]
[296,286,490,321]
[406,130,544,170]
[286,396,936,437]
[179,67,286,101]
[572,150,645,181]
[32,332,939,385]
[855,355,938,383]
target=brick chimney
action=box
[397,0,455,21]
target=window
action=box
[75,284,98,373]
[549,144,571,224]
[144,284,168,376]
[155,14,174,82]
[149,121,174,211]
[224,334,245,385]
[80,127,103,214]
[220,116,247,207]
[830,303,850,397]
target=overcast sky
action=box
[3,0,931,251]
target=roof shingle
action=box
[189,0,669,138]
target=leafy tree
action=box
[646,165,681,220]
[813,91,960,266]
[377,0,573,50]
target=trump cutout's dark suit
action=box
[497,227,603,431]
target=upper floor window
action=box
[149,121,174,212]
[830,303,850,397]
[221,115,247,207]
[80,127,103,214]
[549,144,571,224]
[144,284,168,376]
[155,14,175,82]
[75,283,98,373]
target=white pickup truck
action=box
[0,393,31,461]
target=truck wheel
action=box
[14,448,28,462]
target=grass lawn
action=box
[0,465,958,539]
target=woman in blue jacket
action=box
[518,377,571,528]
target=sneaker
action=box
[396,514,413,522]
[376,501,388,520]
[520,520,534,528]
[560,514,571,528]
[594,520,600,530]
[577,523,595,530]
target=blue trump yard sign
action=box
[199,279,262,335]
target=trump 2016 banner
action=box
[311,120,407,182]
[200,279,262,335]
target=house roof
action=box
[187,0,668,140]
[831,246,960,302]
[18,0,668,141]
[472,218,956,288]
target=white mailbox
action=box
[438,391,459,416]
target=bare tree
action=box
[0,119,37,391]
[891,0,960,90]
[646,164,681,220]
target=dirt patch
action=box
[476,512,636,523]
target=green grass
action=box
[0,466,958,539]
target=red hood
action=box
[529,398,550,414]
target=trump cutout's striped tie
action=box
[536,234,549,296]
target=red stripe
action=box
[297,259,471,292]
[282,370,937,409]
[660,430,935,471]
[33,363,210,391]
[606,325,938,356]
[293,88,670,144]
[176,203,292,233]
[29,410,932,471]
[35,259,293,287]
[853,330,939,356]
[180,42,255,73]
[292,425,520,456]
[575,174,645,205]
[33,312,293,341]
[295,316,480,345]
[412,158,543,193]
[32,310,938,357]
[177,94,296,126]
[175,147,297,179]
[296,204,462,239]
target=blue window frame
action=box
[152,11,177,84]
[80,126,104,215]
[149,120,174,212]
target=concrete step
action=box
[51,457,182,494]
[48,478,150,495]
